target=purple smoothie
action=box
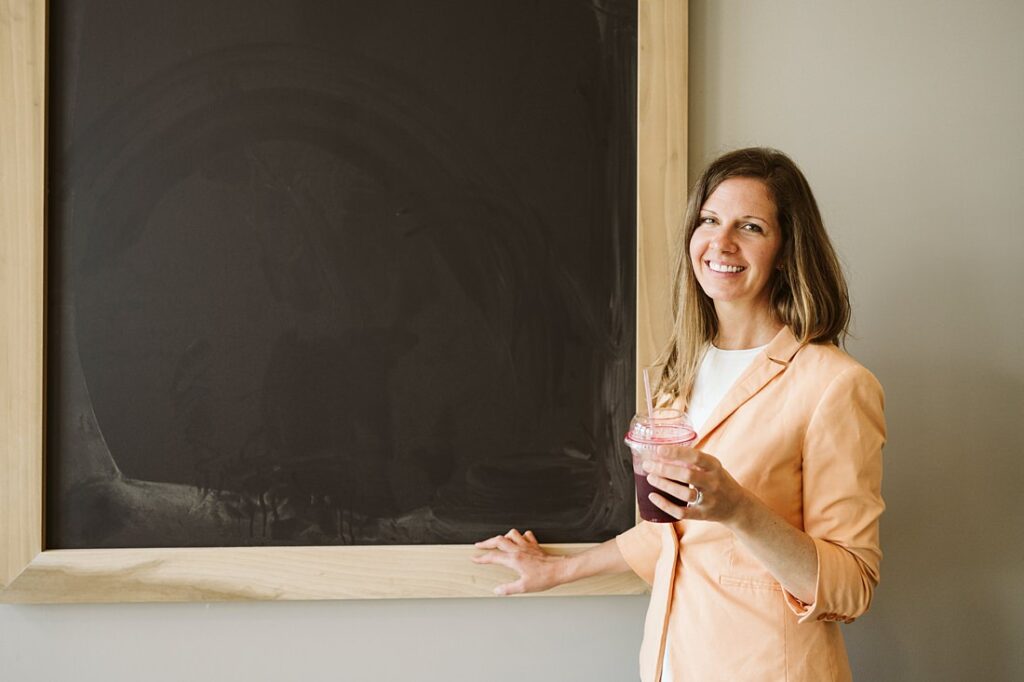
[625,420,696,523]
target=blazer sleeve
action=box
[785,364,886,624]
[616,521,665,585]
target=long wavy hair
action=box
[658,147,850,405]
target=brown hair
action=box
[657,147,850,405]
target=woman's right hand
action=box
[472,529,566,595]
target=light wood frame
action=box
[0,0,687,603]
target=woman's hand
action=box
[472,529,566,595]
[642,445,752,524]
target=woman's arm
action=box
[722,493,818,604]
[472,529,632,595]
[644,452,817,604]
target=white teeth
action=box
[708,261,744,273]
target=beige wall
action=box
[690,1,1024,679]
[2,2,1021,680]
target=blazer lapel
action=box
[693,326,803,448]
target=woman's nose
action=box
[710,231,737,252]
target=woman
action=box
[472,147,885,682]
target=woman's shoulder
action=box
[788,341,883,395]
[792,340,860,369]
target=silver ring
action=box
[691,488,704,507]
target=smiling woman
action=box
[474,147,884,682]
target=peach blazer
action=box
[616,326,885,682]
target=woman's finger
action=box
[471,551,516,570]
[505,529,528,546]
[642,460,695,485]
[648,491,686,520]
[680,467,710,489]
[476,528,535,550]
[646,473,692,500]
[474,535,506,549]
[474,535,519,553]
[523,530,538,544]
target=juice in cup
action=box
[624,408,696,523]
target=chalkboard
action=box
[45,0,638,549]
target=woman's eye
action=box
[741,223,764,233]
[699,216,716,225]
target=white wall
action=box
[3,2,1022,680]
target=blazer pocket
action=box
[721,536,784,591]
[718,574,783,591]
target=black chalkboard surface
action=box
[46,0,637,548]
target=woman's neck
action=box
[713,303,783,350]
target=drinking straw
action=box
[643,366,655,422]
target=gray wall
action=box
[3,1,1022,680]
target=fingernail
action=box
[642,461,653,472]
[494,587,505,596]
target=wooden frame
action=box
[0,0,687,603]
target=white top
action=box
[661,342,766,682]
[687,343,767,435]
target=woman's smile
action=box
[705,260,746,274]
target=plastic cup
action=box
[624,408,696,523]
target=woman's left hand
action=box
[642,446,751,523]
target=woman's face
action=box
[689,177,783,313]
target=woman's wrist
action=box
[551,553,574,585]
[721,488,761,534]
[556,537,631,586]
